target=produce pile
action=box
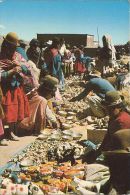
[57,76,109,128]
[0,161,87,195]
[10,134,85,165]
[0,160,110,195]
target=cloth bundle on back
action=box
[96,34,117,74]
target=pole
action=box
[97,27,99,47]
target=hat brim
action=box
[102,99,124,107]
[3,36,20,46]
[102,94,125,107]
[88,74,101,77]
[103,149,130,156]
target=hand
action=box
[13,66,22,74]
[12,60,20,66]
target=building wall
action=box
[86,35,94,48]
[37,33,95,47]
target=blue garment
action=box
[81,56,93,72]
[53,54,65,89]
[75,77,116,101]
[116,73,127,90]
[81,56,92,65]
[16,47,28,61]
[82,140,97,150]
[1,65,31,90]
[88,78,116,98]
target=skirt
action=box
[74,62,86,73]
[2,87,30,123]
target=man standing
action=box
[27,38,41,67]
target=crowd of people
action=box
[0,32,129,145]
[0,32,61,146]
[0,31,130,193]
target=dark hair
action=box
[60,38,65,44]
[29,39,39,47]
[51,37,61,48]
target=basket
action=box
[87,129,107,144]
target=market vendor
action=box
[18,76,59,135]
[38,76,59,129]
[84,91,130,163]
[70,70,116,118]
[0,32,33,141]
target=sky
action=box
[0,0,129,45]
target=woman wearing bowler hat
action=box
[0,32,34,140]
[84,90,130,163]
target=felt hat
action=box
[103,91,124,107]
[43,75,59,86]
[103,148,130,157]
[46,40,52,45]
[39,75,59,92]
[3,32,19,46]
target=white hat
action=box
[46,40,52,45]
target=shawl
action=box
[0,52,38,89]
[103,35,116,60]
[18,91,47,132]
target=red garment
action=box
[74,62,86,73]
[2,87,29,123]
[101,111,130,151]
[108,111,130,135]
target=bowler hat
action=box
[46,40,52,45]
[43,75,59,86]
[103,148,130,156]
[39,75,59,92]
[4,32,19,46]
[103,91,124,107]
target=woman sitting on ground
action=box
[18,76,59,135]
